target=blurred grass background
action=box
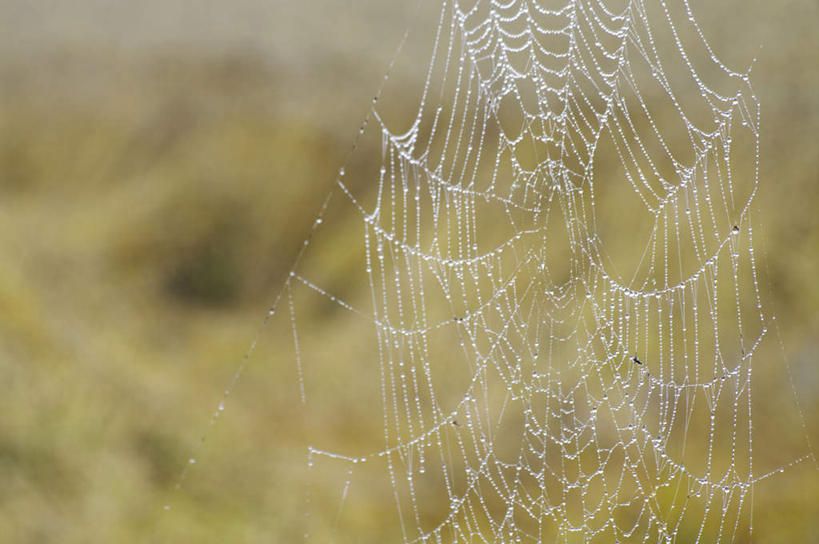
[0,0,816,542]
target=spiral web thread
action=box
[279,0,812,541]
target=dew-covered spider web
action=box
[176,0,816,542]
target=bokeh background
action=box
[0,1,816,542]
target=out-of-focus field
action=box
[0,1,816,542]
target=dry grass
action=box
[0,2,817,542]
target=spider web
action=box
[196,0,815,541]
